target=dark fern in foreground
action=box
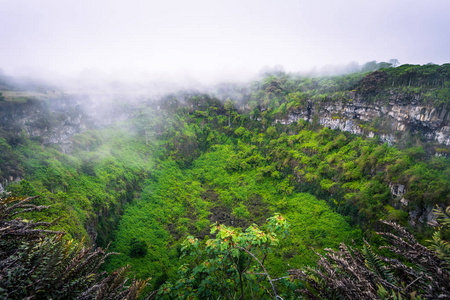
[0,194,150,300]
[289,206,450,299]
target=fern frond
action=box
[433,206,450,228]
[0,195,151,299]
[428,230,450,263]
[362,240,394,284]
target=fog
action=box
[1,0,449,86]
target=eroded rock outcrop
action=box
[0,92,135,153]
[0,95,88,152]
[276,93,449,147]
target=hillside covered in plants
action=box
[0,63,449,298]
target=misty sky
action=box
[1,0,449,82]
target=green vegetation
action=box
[107,144,361,286]
[242,63,450,114]
[107,68,448,288]
[289,206,450,299]
[0,195,149,299]
[157,214,291,299]
[0,63,449,297]
[5,125,157,243]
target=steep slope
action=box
[0,65,448,291]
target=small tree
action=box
[157,214,290,299]
[134,105,160,145]
[224,98,235,128]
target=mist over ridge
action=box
[1,0,449,87]
[0,60,400,97]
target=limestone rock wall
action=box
[0,96,88,152]
[276,96,449,147]
[0,93,135,153]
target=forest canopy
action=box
[0,63,449,297]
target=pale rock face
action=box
[0,94,134,153]
[409,205,437,228]
[275,97,449,147]
[379,134,396,146]
[0,97,88,153]
[318,118,363,135]
[389,183,410,208]
[389,182,406,198]
[274,97,448,228]
[400,198,409,206]
[435,126,450,145]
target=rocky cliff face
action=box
[274,93,449,227]
[0,94,88,152]
[277,93,449,148]
[0,92,135,153]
